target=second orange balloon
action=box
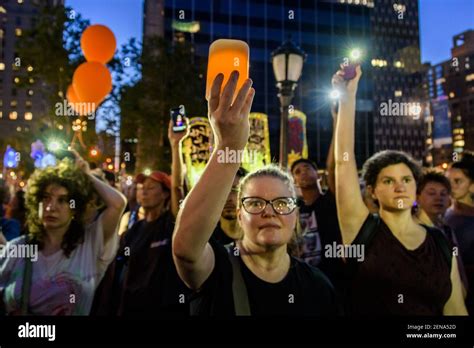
[72,61,112,108]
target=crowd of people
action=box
[0,65,473,316]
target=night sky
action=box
[66,0,473,65]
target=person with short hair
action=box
[445,153,474,314]
[211,167,248,246]
[415,171,469,297]
[333,65,467,315]
[114,171,190,317]
[290,158,344,293]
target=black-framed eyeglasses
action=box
[241,197,297,215]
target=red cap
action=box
[135,171,171,190]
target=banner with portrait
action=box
[241,112,271,173]
[181,117,213,188]
[288,109,308,168]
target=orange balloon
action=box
[81,24,117,64]
[72,62,112,108]
[66,84,97,116]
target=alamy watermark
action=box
[55,99,97,120]
[379,99,422,120]
[324,242,365,262]
[0,243,38,262]
[217,147,259,164]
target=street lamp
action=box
[271,40,306,169]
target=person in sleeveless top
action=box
[445,154,474,315]
[172,71,337,316]
[332,65,467,315]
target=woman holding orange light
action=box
[172,70,337,316]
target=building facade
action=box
[143,0,426,166]
[424,29,474,166]
[0,0,63,142]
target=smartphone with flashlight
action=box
[206,39,249,101]
[343,49,362,80]
[170,106,187,133]
[343,64,357,80]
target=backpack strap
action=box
[352,213,380,247]
[21,238,33,315]
[225,244,251,316]
[344,214,379,314]
[425,225,452,270]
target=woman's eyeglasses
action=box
[241,197,297,215]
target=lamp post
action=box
[271,40,306,169]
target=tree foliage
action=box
[120,37,207,173]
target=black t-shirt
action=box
[191,239,338,316]
[298,192,345,290]
[347,214,452,315]
[211,220,234,246]
[119,211,190,317]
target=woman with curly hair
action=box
[0,151,127,315]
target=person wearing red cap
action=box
[109,169,189,317]
[92,123,189,316]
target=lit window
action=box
[449,92,455,98]
[394,90,403,97]
[17,0,24,3]
[24,112,32,120]
[0,29,3,38]
[0,111,2,118]
[0,63,5,71]
[10,100,17,107]
[16,126,22,132]
[29,78,34,84]
[14,77,20,84]
[394,61,404,68]
[25,100,32,108]
[0,6,6,14]
[15,28,22,37]
[28,89,34,96]
[9,111,18,120]
[466,74,474,82]
[27,65,33,72]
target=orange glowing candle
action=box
[206,39,249,101]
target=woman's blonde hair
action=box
[235,165,302,253]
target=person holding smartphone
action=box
[0,152,127,315]
[172,71,337,316]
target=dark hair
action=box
[451,152,474,181]
[25,159,92,257]
[236,167,248,178]
[290,158,318,173]
[417,171,451,194]
[103,170,116,184]
[362,150,422,188]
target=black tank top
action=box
[347,214,452,315]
